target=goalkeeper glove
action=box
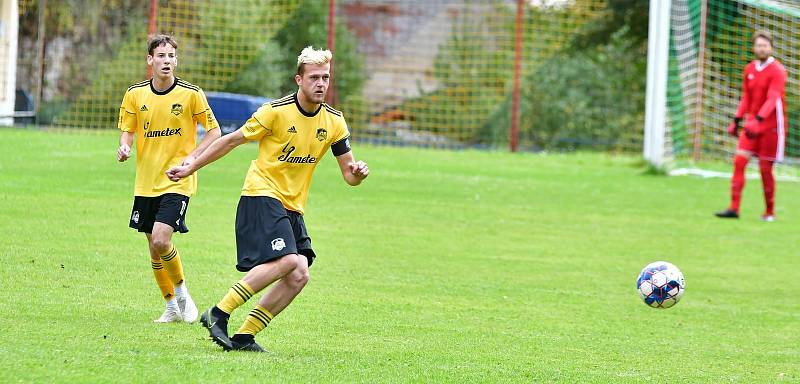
[727,117,742,137]
[744,116,763,139]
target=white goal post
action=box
[0,0,17,126]
[645,0,800,176]
[644,0,671,169]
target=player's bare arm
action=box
[166,129,247,181]
[183,126,221,166]
[117,131,134,162]
[335,151,369,186]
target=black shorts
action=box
[129,193,190,234]
[235,196,315,272]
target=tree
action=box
[272,0,365,102]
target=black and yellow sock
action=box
[159,246,185,285]
[216,280,255,314]
[151,259,175,300]
[235,305,273,336]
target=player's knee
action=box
[290,267,309,289]
[150,238,172,254]
[734,154,750,164]
[275,253,300,273]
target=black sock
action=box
[212,305,230,320]
[231,333,254,343]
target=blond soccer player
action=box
[117,34,221,323]
[166,46,369,351]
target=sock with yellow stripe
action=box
[159,245,185,286]
[151,259,175,300]
[235,305,273,336]
[216,280,255,314]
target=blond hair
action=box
[296,46,332,75]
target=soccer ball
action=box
[636,261,685,308]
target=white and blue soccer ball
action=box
[636,261,685,308]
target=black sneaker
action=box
[231,334,267,352]
[200,307,232,351]
[714,209,739,219]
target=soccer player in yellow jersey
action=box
[166,46,369,352]
[117,35,220,323]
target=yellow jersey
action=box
[240,93,350,214]
[118,78,219,197]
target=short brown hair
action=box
[753,30,772,46]
[147,34,178,55]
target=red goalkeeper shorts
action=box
[737,126,785,162]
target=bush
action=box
[272,0,365,102]
[223,40,286,98]
[481,27,646,151]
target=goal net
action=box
[653,0,800,177]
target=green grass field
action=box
[1,128,798,383]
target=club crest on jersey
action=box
[271,238,286,251]
[748,74,755,80]
[171,103,183,116]
[316,128,327,141]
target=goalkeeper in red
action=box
[716,31,787,222]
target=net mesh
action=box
[339,1,607,149]
[666,0,800,169]
[18,0,639,151]
[22,0,797,159]
[23,0,299,128]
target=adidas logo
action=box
[140,105,149,112]
[288,126,297,133]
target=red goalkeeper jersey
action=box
[735,56,787,131]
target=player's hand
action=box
[349,160,369,180]
[744,117,760,139]
[181,155,196,167]
[117,144,131,162]
[166,165,193,182]
[727,118,741,137]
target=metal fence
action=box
[17,0,650,153]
